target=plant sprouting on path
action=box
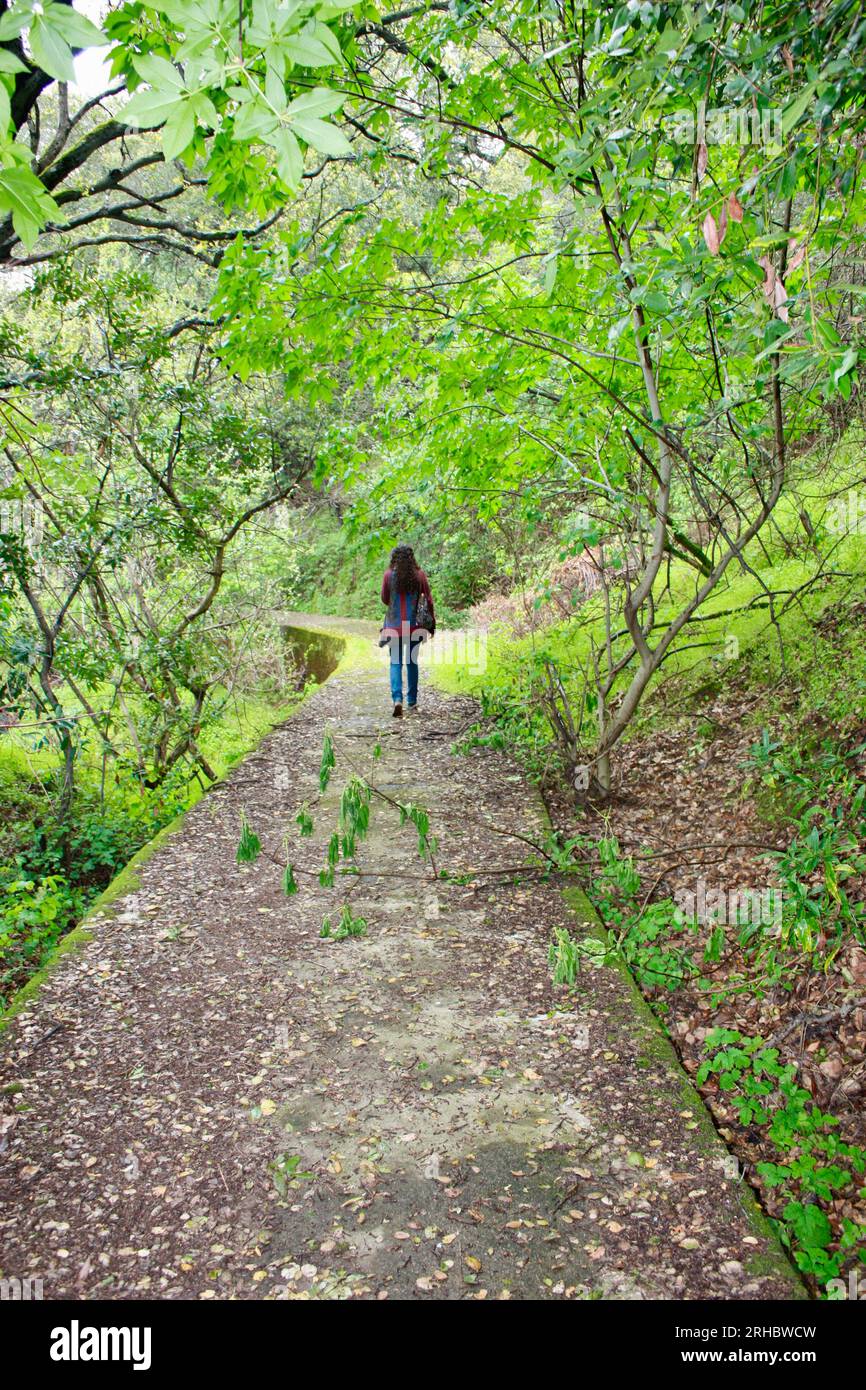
[235,730,439,937]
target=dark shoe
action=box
[393,703,403,718]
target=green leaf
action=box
[123,87,184,129]
[236,813,261,864]
[319,732,335,792]
[288,115,351,157]
[781,82,818,137]
[28,14,76,83]
[191,91,219,128]
[133,53,185,90]
[161,100,196,159]
[832,348,858,386]
[317,0,359,15]
[43,3,107,49]
[232,97,279,142]
[0,10,28,43]
[655,26,681,54]
[0,165,58,251]
[265,65,286,112]
[0,48,28,74]
[784,1201,832,1250]
[283,22,343,68]
[270,125,304,187]
[285,87,345,119]
[149,0,202,23]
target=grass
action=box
[430,434,866,764]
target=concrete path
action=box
[0,619,804,1300]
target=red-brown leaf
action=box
[702,211,720,255]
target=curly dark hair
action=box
[390,543,421,595]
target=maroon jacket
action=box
[381,567,435,628]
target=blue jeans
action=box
[390,636,421,705]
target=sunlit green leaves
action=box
[0,47,27,75]
[0,0,351,255]
[230,91,279,143]
[0,163,59,251]
[271,126,304,185]
[28,15,78,82]
[123,52,218,159]
[0,0,107,83]
[281,85,349,155]
[118,0,350,181]
[283,18,342,69]
[124,55,187,127]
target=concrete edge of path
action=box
[557,881,808,1297]
[0,812,188,1033]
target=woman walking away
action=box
[380,544,435,717]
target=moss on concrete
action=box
[282,626,346,684]
[280,616,379,675]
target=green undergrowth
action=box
[432,434,866,774]
[0,680,303,1014]
[289,509,493,630]
[697,1029,866,1288]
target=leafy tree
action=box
[212,0,866,786]
[0,252,317,819]
[0,0,356,263]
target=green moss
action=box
[281,617,381,676]
[282,626,346,684]
[0,923,94,1030]
[746,1248,792,1279]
